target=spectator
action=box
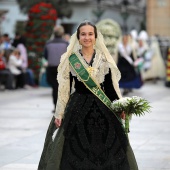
[117,34,142,95]
[0,49,14,89]
[12,33,35,87]
[142,36,166,82]
[63,33,71,42]
[44,25,69,113]
[7,49,25,89]
[0,33,13,62]
[0,33,12,50]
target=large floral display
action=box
[96,19,122,63]
[25,2,57,82]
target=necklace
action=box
[81,50,94,58]
[79,50,95,65]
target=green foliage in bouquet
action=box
[112,96,151,116]
[111,96,151,134]
[127,96,151,116]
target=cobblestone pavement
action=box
[0,80,170,170]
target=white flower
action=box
[111,96,151,134]
[111,97,131,108]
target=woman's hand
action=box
[54,118,62,128]
[120,111,126,120]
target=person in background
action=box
[0,49,14,90]
[38,21,138,170]
[141,36,166,82]
[12,33,36,87]
[117,34,136,95]
[39,58,50,87]
[7,49,25,89]
[129,29,138,61]
[44,25,68,113]
[0,35,3,46]
[0,33,12,50]
[0,33,13,62]
[63,33,71,42]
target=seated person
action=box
[0,49,14,89]
[7,49,25,89]
[12,33,36,87]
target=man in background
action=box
[44,25,68,113]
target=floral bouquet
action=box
[111,96,151,134]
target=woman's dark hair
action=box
[76,21,97,39]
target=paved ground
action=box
[0,80,170,170]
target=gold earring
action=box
[93,43,96,49]
[79,44,82,49]
[79,41,82,49]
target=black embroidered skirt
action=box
[38,92,138,170]
[60,93,129,170]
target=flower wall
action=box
[25,2,57,82]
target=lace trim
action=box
[55,49,122,119]
[54,54,70,119]
[70,49,110,85]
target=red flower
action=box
[42,35,48,39]
[28,46,33,51]
[40,2,53,8]
[41,15,50,20]
[42,22,47,26]
[29,3,41,13]
[28,21,34,26]
[30,8,41,13]
[34,65,40,69]
[26,2,58,80]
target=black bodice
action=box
[70,69,119,101]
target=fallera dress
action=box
[38,52,138,170]
[117,51,143,89]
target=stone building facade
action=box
[147,0,170,38]
[0,0,146,38]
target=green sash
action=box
[69,53,122,124]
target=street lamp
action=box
[120,0,130,33]
[119,0,145,33]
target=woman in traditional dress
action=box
[141,36,166,82]
[38,21,138,170]
[117,34,143,95]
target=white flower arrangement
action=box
[111,96,151,134]
[96,19,122,55]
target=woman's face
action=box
[138,39,143,47]
[122,35,129,46]
[79,25,96,48]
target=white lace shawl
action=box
[54,49,122,119]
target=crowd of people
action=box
[117,30,166,95]
[0,26,166,95]
[0,30,71,91]
[0,33,36,90]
